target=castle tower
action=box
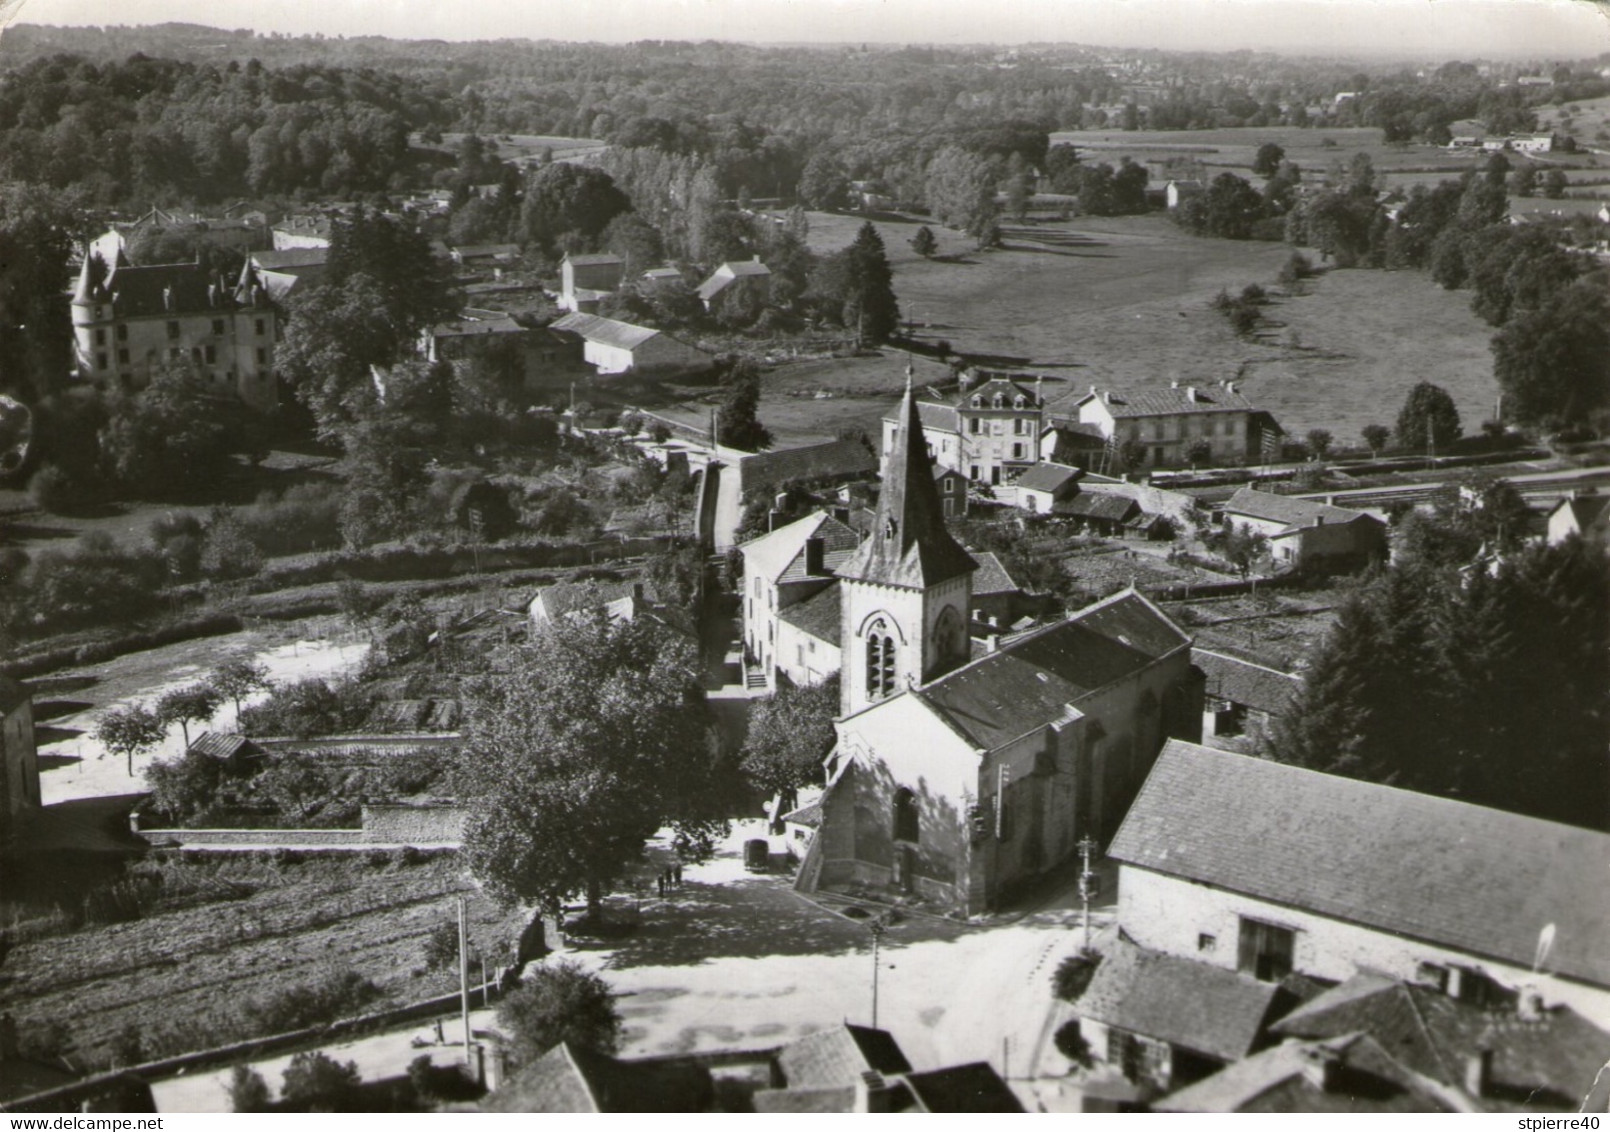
[838,373,977,717]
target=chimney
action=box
[854,1071,896,1113]
[1463,1049,1493,1098]
[1298,1045,1340,1092]
[1088,383,1097,396]
[1103,390,1112,405]
[768,510,784,532]
[1316,515,1324,525]
[1035,375,1045,406]
[804,535,825,576]
[631,582,645,604]
[1227,381,1237,394]
[1170,379,1179,389]
[774,492,789,511]
[1186,385,1199,402]
[832,506,850,523]
[1518,987,1544,1022]
[985,633,1001,653]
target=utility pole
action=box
[458,896,472,1066]
[1078,836,1100,953]
[869,913,889,1028]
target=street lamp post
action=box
[869,913,890,1028]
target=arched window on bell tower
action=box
[865,617,896,701]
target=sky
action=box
[4,0,1609,57]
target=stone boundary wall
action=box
[140,806,469,850]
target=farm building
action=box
[550,313,711,377]
[559,252,625,312]
[1074,382,1273,470]
[697,258,772,313]
[1220,486,1386,572]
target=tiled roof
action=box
[453,243,521,259]
[778,583,842,647]
[697,260,770,300]
[1195,649,1301,716]
[902,1064,1024,1112]
[186,732,259,761]
[564,253,623,266]
[1056,492,1138,522]
[550,312,661,351]
[1076,934,1288,1062]
[483,1042,713,1112]
[1081,385,1256,418]
[739,438,878,495]
[777,1024,911,1088]
[881,398,961,434]
[1109,742,1610,990]
[1273,973,1610,1112]
[740,512,860,585]
[1016,462,1083,494]
[719,259,771,277]
[431,312,526,338]
[780,795,824,828]
[250,248,329,270]
[751,1085,858,1112]
[913,589,1190,749]
[1553,495,1610,539]
[642,266,683,279]
[970,551,1021,596]
[1155,1034,1462,1113]
[1223,487,1373,529]
[531,580,638,621]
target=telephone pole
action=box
[458,896,472,1066]
[1078,836,1100,953]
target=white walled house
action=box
[739,512,861,693]
[1076,383,1271,469]
[550,313,711,378]
[1109,742,1610,1028]
[1221,486,1387,572]
[880,375,1045,486]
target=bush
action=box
[423,920,459,972]
[1052,950,1101,1002]
[497,960,622,1067]
[243,968,383,1034]
[234,484,344,558]
[1053,1020,1092,1066]
[29,463,82,514]
[280,1051,363,1112]
[228,1065,272,1112]
[238,677,374,740]
[407,1055,479,1103]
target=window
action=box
[212,318,225,336]
[205,345,217,364]
[255,318,266,336]
[96,352,107,371]
[971,395,982,408]
[1237,917,1295,982]
[992,393,1004,408]
[1414,961,1449,992]
[167,321,180,340]
[969,465,979,481]
[118,348,129,365]
[116,323,128,341]
[256,347,268,365]
[1014,395,1026,409]
[94,328,106,346]
[969,418,981,434]
[191,347,203,364]
[1012,443,1025,460]
[892,787,919,843]
[1197,933,1217,953]
[865,618,896,700]
[1025,495,1037,512]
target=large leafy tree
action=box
[459,609,728,916]
[1394,381,1461,452]
[97,702,166,777]
[739,675,840,809]
[520,162,630,253]
[1490,279,1610,433]
[155,683,223,749]
[715,360,773,452]
[325,208,457,343]
[276,273,402,444]
[496,961,622,1068]
[96,364,234,498]
[0,182,76,403]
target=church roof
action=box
[836,380,977,590]
[912,589,1190,749]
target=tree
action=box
[1252,142,1286,178]
[1490,279,1610,433]
[1304,429,1333,460]
[96,365,234,498]
[715,361,773,452]
[739,675,840,809]
[155,684,223,749]
[144,746,225,824]
[1184,438,1213,469]
[276,273,406,444]
[1209,525,1267,578]
[1510,165,1538,198]
[227,1065,271,1113]
[909,226,938,258]
[1541,168,1569,199]
[458,610,727,917]
[325,208,456,343]
[797,152,850,211]
[842,222,900,345]
[520,162,630,252]
[1395,381,1462,452]
[280,1051,362,1112]
[97,703,166,777]
[1361,424,1391,454]
[496,960,622,1068]
[210,658,272,719]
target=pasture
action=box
[760,210,1498,445]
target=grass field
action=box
[1,851,523,1067]
[739,210,1499,445]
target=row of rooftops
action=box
[885,375,1262,433]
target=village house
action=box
[0,676,40,844]
[1014,461,1083,513]
[246,247,329,302]
[1545,492,1610,551]
[1108,741,1610,1028]
[71,246,282,411]
[932,465,968,518]
[795,382,1203,915]
[696,258,772,313]
[694,437,879,552]
[1074,381,1273,470]
[1195,649,1301,743]
[420,309,587,392]
[558,252,625,312]
[550,312,711,378]
[740,511,862,693]
[881,374,1046,486]
[449,244,522,277]
[271,214,333,250]
[1165,180,1205,210]
[641,265,684,288]
[1220,486,1387,572]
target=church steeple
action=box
[838,368,976,590]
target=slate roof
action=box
[453,243,521,259]
[739,438,878,495]
[776,1024,911,1087]
[837,383,977,590]
[250,248,329,270]
[430,311,526,338]
[1056,492,1138,522]
[902,1064,1025,1112]
[1551,495,1610,542]
[0,675,29,716]
[969,550,1021,596]
[780,795,824,828]
[1076,934,1288,1062]
[642,266,683,280]
[1273,973,1610,1112]
[75,257,250,318]
[1155,1034,1463,1113]
[1223,487,1373,529]
[778,583,843,647]
[697,259,771,300]
[550,312,661,351]
[1081,386,1256,418]
[531,580,638,621]
[1108,742,1610,990]
[186,732,260,761]
[1195,649,1301,716]
[881,398,961,434]
[751,1085,859,1112]
[955,376,1042,409]
[739,512,860,585]
[912,589,1190,749]
[483,1042,713,1112]
[1016,462,1083,494]
[563,253,624,267]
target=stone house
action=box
[880,374,1046,487]
[559,252,625,312]
[1014,461,1083,513]
[1195,649,1301,743]
[740,512,861,693]
[696,258,772,313]
[550,312,711,377]
[1075,382,1272,470]
[1108,741,1610,1028]
[1220,486,1387,572]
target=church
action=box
[784,378,1204,916]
